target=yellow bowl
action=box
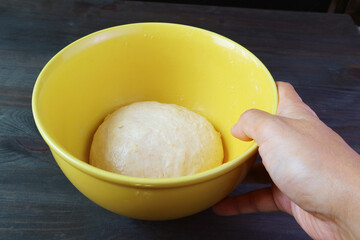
[32,23,278,220]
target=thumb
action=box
[231,109,281,144]
[276,81,318,119]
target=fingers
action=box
[231,81,318,142]
[230,82,295,143]
[231,108,279,144]
[213,186,293,216]
[213,187,278,216]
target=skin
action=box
[213,82,360,240]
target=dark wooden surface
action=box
[1,1,359,239]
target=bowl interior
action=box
[34,23,277,170]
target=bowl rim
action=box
[32,22,278,188]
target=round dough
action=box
[89,101,223,178]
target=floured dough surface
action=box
[89,101,223,178]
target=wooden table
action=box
[1,1,359,239]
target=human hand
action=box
[213,82,360,240]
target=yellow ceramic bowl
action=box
[32,23,278,220]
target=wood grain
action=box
[0,0,359,239]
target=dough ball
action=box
[89,101,223,178]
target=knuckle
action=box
[278,81,294,91]
[240,109,261,122]
[256,116,284,138]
